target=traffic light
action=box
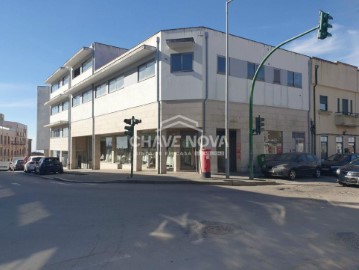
[255,115,265,135]
[123,116,141,137]
[318,11,333,40]
[124,118,133,137]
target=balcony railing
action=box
[334,112,359,127]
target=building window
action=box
[138,60,155,81]
[348,137,355,153]
[171,53,193,72]
[321,136,328,160]
[336,136,343,154]
[73,58,92,78]
[82,89,92,103]
[337,98,340,113]
[62,127,68,138]
[320,95,328,111]
[62,74,70,86]
[73,67,81,78]
[247,62,264,81]
[51,105,59,115]
[51,129,61,138]
[287,71,302,88]
[292,132,305,152]
[116,136,130,164]
[51,82,60,93]
[82,58,92,73]
[72,95,81,107]
[217,56,226,74]
[109,75,124,93]
[342,99,349,115]
[350,100,353,114]
[62,101,69,111]
[264,131,283,154]
[95,83,107,98]
[100,137,112,162]
[273,68,281,84]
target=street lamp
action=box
[225,0,233,179]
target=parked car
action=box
[262,152,321,180]
[9,159,24,171]
[24,156,43,173]
[321,153,359,175]
[0,161,10,171]
[35,157,64,175]
[336,158,359,186]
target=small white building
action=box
[39,27,310,174]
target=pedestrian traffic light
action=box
[318,11,333,40]
[255,115,265,135]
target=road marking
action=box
[11,182,20,186]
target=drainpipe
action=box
[313,64,319,156]
[156,36,161,174]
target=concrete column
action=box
[236,129,241,173]
[134,131,142,171]
[156,130,167,174]
[93,135,101,170]
[205,127,218,174]
[112,136,116,163]
[70,138,77,169]
[173,145,181,172]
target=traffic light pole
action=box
[248,26,319,179]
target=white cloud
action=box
[285,24,359,67]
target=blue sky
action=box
[0,0,357,150]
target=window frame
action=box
[138,59,156,81]
[95,83,108,98]
[109,75,124,93]
[170,52,193,73]
[319,95,328,111]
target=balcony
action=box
[334,112,359,127]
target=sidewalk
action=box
[40,169,279,186]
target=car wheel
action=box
[288,170,296,180]
[314,168,321,178]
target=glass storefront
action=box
[100,137,113,162]
[116,136,130,164]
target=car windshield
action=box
[275,154,297,162]
[326,154,350,162]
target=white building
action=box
[39,27,310,174]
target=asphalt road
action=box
[0,171,359,270]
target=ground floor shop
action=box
[48,101,310,174]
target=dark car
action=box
[262,153,321,180]
[321,153,359,175]
[336,158,359,186]
[35,157,64,175]
[9,159,24,171]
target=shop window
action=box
[321,136,328,160]
[264,130,283,154]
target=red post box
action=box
[201,148,211,178]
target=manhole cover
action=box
[335,232,359,249]
[202,221,238,238]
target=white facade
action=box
[40,27,310,173]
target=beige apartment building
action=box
[310,57,359,159]
[0,113,28,161]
